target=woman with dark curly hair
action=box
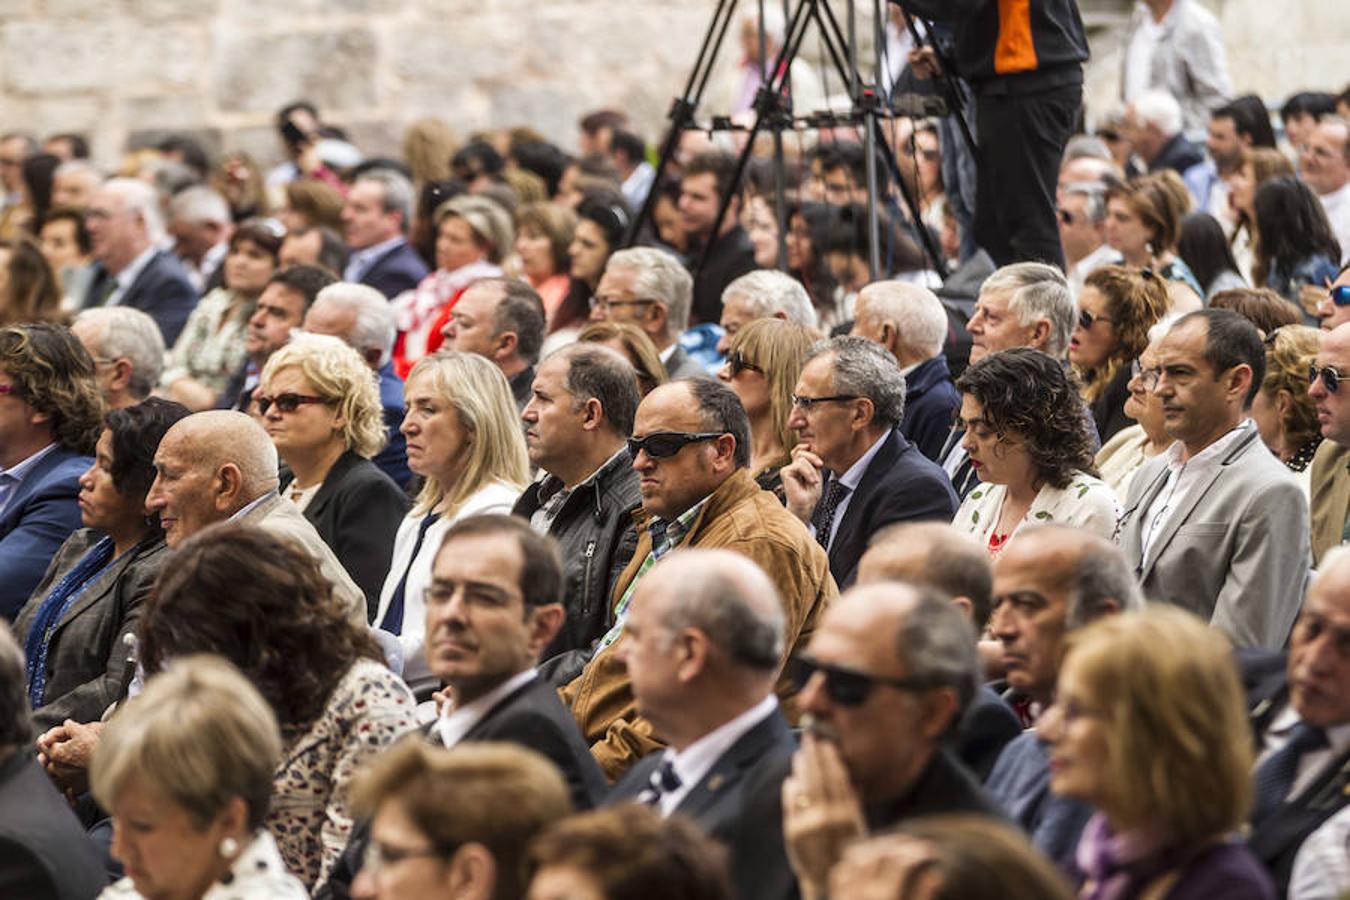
[1069,265,1171,443]
[138,523,417,893]
[1250,325,1322,496]
[954,348,1120,555]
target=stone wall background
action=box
[0,0,1346,172]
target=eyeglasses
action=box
[255,393,328,415]
[361,839,446,876]
[1130,359,1160,391]
[725,351,763,376]
[1330,285,1350,307]
[791,394,860,411]
[1311,364,1350,394]
[627,431,726,460]
[592,295,657,312]
[786,654,939,708]
[1077,308,1113,330]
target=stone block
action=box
[0,0,33,15]
[127,0,221,17]
[3,21,118,94]
[122,94,207,131]
[213,27,378,113]
[41,0,105,17]
[390,15,527,88]
[121,25,205,91]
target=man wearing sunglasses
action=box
[782,337,957,588]
[1308,322,1350,565]
[561,379,836,780]
[1314,266,1350,332]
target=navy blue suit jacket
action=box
[372,362,410,489]
[358,240,429,300]
[901,355,961,462]
[0,447,91,620]
[823,429,960,588]
[84,250,197,346]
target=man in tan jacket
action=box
[560,378,837,779]
[1310,324,1350,564]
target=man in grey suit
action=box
[145,410,366,624]
[591,247,706,380]
[1120,309,1310,649]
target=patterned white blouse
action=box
[954,470,1122,556]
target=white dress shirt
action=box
[1318,182,1350,266]
[1139,419,1253,563]
[431,668,538,748]
[653,694,779,817]
[811,431,891,551]
[1123,4,1166,102]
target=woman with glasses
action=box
[1069,265,1171,443]
[1095,320,1176,498]
[1038,606,1275,900]
[92,656,309,900]
[953,348,1120,555]
[374,351,529,684]
[1104,174,1204,313]
[137,525,417,893]
[257,333,408,616]
[1250,325,1322,496]
[717,318,817,501]
[161,218,284,410]
[578,320,668,397]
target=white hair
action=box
[74,307,165,399]
[310,282,397,367]
[722,269,818,328]
[103,177,167,245]
[168,185,231,226]
[858,280,948,358]
[1148,313,1184,344]
[1133,90,1184,139]
[605,247,693,337]
[980,262,1075,359]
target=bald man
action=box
[145,411,366,623]
[609,549,797,900]
[1310,321,1350,564]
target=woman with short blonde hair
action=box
[1252,324,1322,493]
[91,655,307,899]
[1039,607,1273,899]
[376,352,529,682]
[577,320,668,396]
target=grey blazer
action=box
[1120,428,1310,649]
[14,530,167,732]
[1119,0,1232,134]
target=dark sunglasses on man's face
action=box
[626,431,725,460]
[255,392,327,415]
[1330,285,1350,307]
[786,654,937,708]
[1311,365,1350,394]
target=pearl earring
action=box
[219,836,239,859]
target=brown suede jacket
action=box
[559,468,838,780]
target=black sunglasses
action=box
[1311,364,1350,394]
[1077,308,1113,330]
[786,655,938,708]
[256,392,328,415]
[726,351,763,376]
[627,431,726,460]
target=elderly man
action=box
[70,307,165,410]
[515,343,642,681]
[303,282,409,488]
[0,324,103,620]
[938,262,1076,497]
[779,582,996,899]
[1301,119,1350,264]
[50,160,102,209]
[610,549,797,900]
[1121,309,1310,648]
[717,269,819,354]
[82,178,196,345]
[680,151,757,325]
[850,282,961,461]
[1247,546,1350,893]
[782,336,957,588]
[561,378,836,779]
[280,225,349,275]
[1309,321,1350,565]
[1059,180,1122,299]
[145,410,364,623]
[1124,90,1205,181]
[591,247,705,379]
[167,186,233,295]
[440,278,547,411]
[982,525,1143,866]
[340,169,428,299]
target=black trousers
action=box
[973,83,1081,270]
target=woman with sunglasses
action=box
[1315,275,1350,331]
[717,318,817,501]
[161,217,285,410]
[258,333,408,617]
[1069,265,1170,443]
[953,348,1120,556]
[1038,606,1275,900]
[1095,319,1176,498]
[1250,325,1322,497]
[374,351,529,685]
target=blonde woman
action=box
[1251,325,1323,497]
[259,333,409,615]
[375,352,530,683]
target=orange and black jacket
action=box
[904,0,1089,94]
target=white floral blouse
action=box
[160,287,255,394]
[100,830,308,899]
[954,470,1122,556]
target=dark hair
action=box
[46,133,89,160]
[229,217,286,264]
[105,398,191,497]
[40,206,91,255]
[452,140,505,183]
[686,377,751,469]
[682,150,738,199]
[579,109,629,136]
[789,202,840,310]
[511,140,568,197]
[955,348,1097,489]
[276,100,319,135]
[475,278,546,365]
[349,157,413,183]
[1175,308,1266,406]
[0,628,32,749]
[312,225,351,277]
[139,523,383,728]
[1280,91,1336,123]
[609,130,646,167]
[0,234,62,326]
[1176,213,1242,297]
[439,514,563,610]
[1252,176,1342,284]
[155,135,210,178]
[21,153,60,228]
[576,193,633,249]
[817,140,891,194]
[265,264,338,310]
[1216,95,1277,149]
[1209,287,1302,335]
[558,343,641,437]
[822,202,925,272]
[0,322,102,454]
[283,179,344,231]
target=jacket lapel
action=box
[303,451,360,522]
[1,447,77,529]
[828,431,901,576]
[674,711,792,820]
[51,546,139,633]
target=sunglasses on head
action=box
[255,392,327,415]
[626,431,725,460]
[786,655,938,708]
[725,351,763,376]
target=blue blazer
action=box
[359,240,429,300]
[0,447,91,621]
[84,250,197,346]
[372,362,410,489]
[901,355,961,462]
